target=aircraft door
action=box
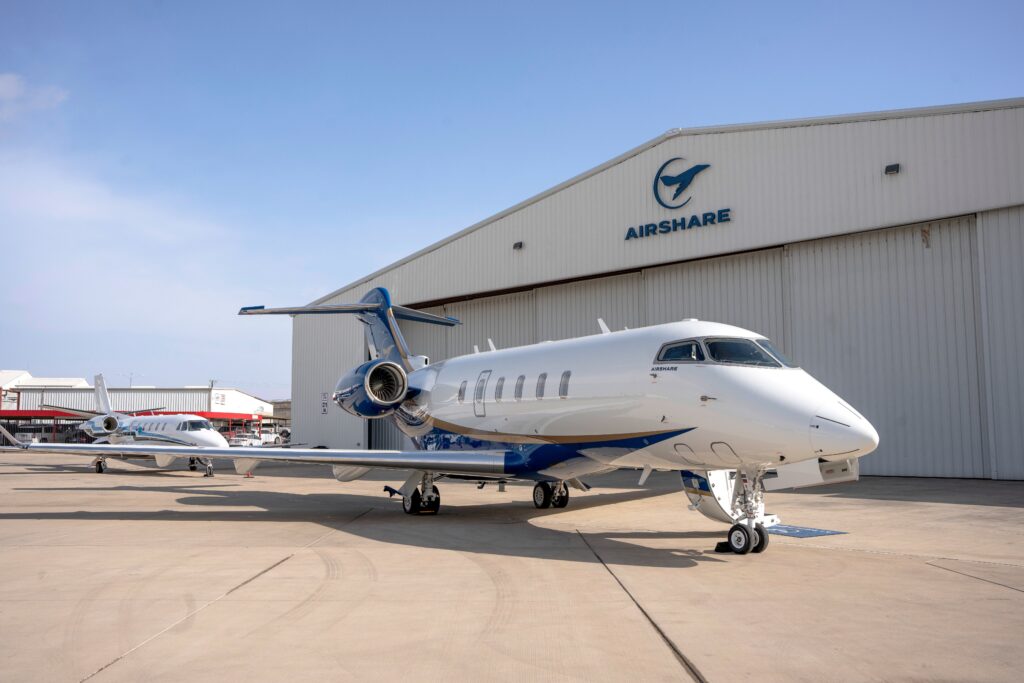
[474,370,491,418]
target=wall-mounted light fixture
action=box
[512,241,524,250]
[884,163,901,175]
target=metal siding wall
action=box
[16,389,209,413]
[291,313,365,448]
[787,217,985,477]
[977,206,1024,479]
[322,106,1024,307]
[445,292,536,356]
[534,273,645,341]
[643,249,787,348]
[398,306,449,363]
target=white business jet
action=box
[34,373,227,474]
[0,289,878,554]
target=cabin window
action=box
[458,380,467,403]
[559,371,571,399]
[474,375,487,403]
[514,375,525,401]
[756,338,798,368]
[177,422,184,431]
[536,373,547,399]
[705,338,781,368]
[495,377,505,402]
[657,340,705,363]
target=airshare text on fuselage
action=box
[624,208,731,241]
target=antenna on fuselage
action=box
[597,318,611,335]
[487,338,497,351]
[473,345,480,354]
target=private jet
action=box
[32,373,227,473]
[0,288,878,554]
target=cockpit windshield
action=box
[705,338,781,368]
[756,338,798,368]
[187,420,211,431]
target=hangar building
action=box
[294,99,1024,480]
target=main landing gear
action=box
[202,458,214,478]
[188,457,198,472]
[532,481,569,509]
[402,474,440,515]
[93,458,107,474]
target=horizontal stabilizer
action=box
[39,404,101,419]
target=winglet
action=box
[0,424,26,448]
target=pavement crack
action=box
[925,561,1024,594]
[576,529,708,683]
[79,508,372,682]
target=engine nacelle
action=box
[332,360,409,419]
[82,414,123,437]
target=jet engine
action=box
[82,414,123,437]
[332,360,409,419]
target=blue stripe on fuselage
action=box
[413,426,695,478]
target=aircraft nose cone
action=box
[810,402,880,458]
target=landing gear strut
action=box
[533,482,569,509]
[188,457,198,472]
[402,474,440,515]
[202,458,214,478]
[721,467,771,555]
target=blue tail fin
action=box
[239,287,459,369]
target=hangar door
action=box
[786,216,986,477]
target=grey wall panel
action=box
[787,217,985,477]
[398,305,449,364]
[643,249,787,349]
[291,314,365,449]
[977,206,1024,479]
[17,389,209,413]
[445,291,536,357]
[320,103,1024,310]
[534,273,645,341]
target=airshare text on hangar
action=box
[625,208,732,240]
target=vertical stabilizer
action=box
[94,374,112,414]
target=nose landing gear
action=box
[717,467,774,555]
[92,458,107,474]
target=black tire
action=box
[94,460,104,474]
[532,482,553,509]
[727,524,752,554]
[551,483,569,508]
[751,523,770,553]
[402,488,422,515]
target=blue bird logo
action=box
[653,158,711,209]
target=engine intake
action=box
[333,360,409,419]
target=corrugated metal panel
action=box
[644,249,787,348]
[320,104,1024,308]
[535,273,644,341]
[787,217,984,477]
[397,305,449,363]
[15,388,210,413]
[445,291,536,356]
[291,313,365,448]
[977,206,1024,479]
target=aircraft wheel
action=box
[425,485,440,515]
[403,488,422,515]
[727,524,752,554]
[188,457,197,472]
[751,523,770,553]
[533,482,553,509]
[551,483,569,508]
[94,460,105,474]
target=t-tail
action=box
[239,287,460,370]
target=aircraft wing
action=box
[0,427,508,477]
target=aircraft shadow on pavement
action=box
[5,480,727,569]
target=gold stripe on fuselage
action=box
[427,417,682,446]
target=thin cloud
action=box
[0,73,68,122]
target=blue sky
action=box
[1,0,1021,399]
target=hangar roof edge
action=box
[313,97,1024,306]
